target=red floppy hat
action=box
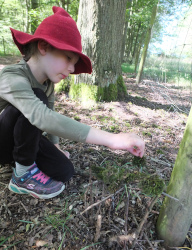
[10,6,92,74]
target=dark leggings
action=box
[0,88,74,182]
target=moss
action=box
[132,156,146,167]
[102,83,118,101]
[91,160,165,195]
[69,75,127,103]
[117,75,128,99]
[74,116,81,121]
[140,176,165,196]
[125,122,131,128]
[108,125,120,133]
[142,131,152,137]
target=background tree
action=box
[136,1,158,83]
[30,0,39,33]
[71,0,128,102]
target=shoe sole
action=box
[8,181,65,199]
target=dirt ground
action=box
[0,56,191,249]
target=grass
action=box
[122,55,192,88]
[121,63,135,74]
[0,235,23,249]
[45,203,72,232]
[44,201,73,244]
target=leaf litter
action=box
[0,58,191,249]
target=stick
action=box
[162,192,179,202]
[124,187,130,235]
[0,181,7,186]
[20,201,28,213]
[81,187,124,215]
[136,195,159,236]
[149,157,172,167]
[132,213,155,250]
[0,173,12,179]
[94,214,102,242]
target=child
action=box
[0,6,145,199]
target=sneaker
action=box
[8,164,65,199]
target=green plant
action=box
[156,149,164,154]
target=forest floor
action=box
[0,56,192,250]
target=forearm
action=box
[85,127,115,148]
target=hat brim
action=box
[10,28,92,74]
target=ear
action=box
[37,40,50,56]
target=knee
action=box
[3,105,21,118]
[59,160,75,183]
[32,88,48,106]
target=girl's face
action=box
[42,48,79,83]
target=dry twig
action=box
[94,214,102,242]
[81,187,124,215]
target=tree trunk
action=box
[156,107,192,247]
[76,0,127,88]
[25,0,30,33]
[134,31,145,72]
[136,2,158,84]
[132,23,141,62]
[31,0,39,33]
[121,16,128,63]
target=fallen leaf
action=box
[36,240,49,247]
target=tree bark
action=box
[157,106,192,247]
[76,0,127,88]
[136,2,158,84]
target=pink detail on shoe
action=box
[31,193,39,199]
[32,172,50,184]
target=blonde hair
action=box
[22,41,39,61]
[22,40,56,61]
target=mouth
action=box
[61,74,67,79]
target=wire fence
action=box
[143,4,192,115]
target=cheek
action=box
[52,59,68,72]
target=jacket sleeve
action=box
[46,83,59,144]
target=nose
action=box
[68,63,75,74]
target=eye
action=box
[67,56,71,61]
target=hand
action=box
[109,133,145,158]
[54,144,70,159]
